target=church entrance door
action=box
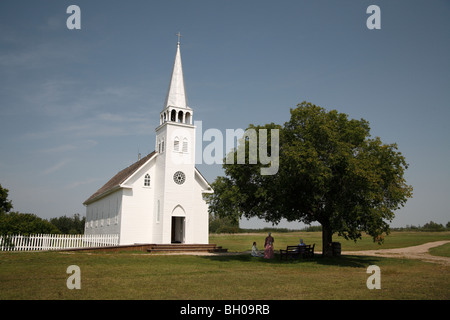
[171,217,185,243]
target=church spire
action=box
[163,34,189,110]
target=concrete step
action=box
[147,243,227,253]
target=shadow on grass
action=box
[314,255,383,268]
[200,253,382,268]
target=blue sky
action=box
[0,0,449,229]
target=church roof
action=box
[83,151,213,205]
[163,41,189,110]
[83,151,157,205]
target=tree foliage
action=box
[206,102,413,256]
[421,221,447,231]
[49,214,85,234]
[0,212,60,235]
[0,184,13,215]
[209,213,240,233]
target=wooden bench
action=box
[280,244,315,260]
[304,244,315,258]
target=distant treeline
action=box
[210,217,450,234]
[391,221,450,232]
[238,222,450,234]
[239,225,323,233]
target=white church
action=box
[83,39,213,245]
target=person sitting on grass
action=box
[251,242,263,257]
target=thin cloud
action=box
[65,178,103,190]
[39,140,98,154]
[42,159,71,175]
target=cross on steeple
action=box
[176,32,182,44]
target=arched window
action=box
[144,174,151,187]
[185,112,191,124]
[158,138,165,153]
[171,109,176,122]
[174,137,180,152]
[182,138,188,153]
[178,110,184,123]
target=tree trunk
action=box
[321,223,333,257]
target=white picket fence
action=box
[0,234,119,251]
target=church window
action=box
[107,200,111,225]
[182,138,188,153]
[178,110,184,123]
[174,137,180,151]
[173,171,186,185]
[185,112,191,124]
[158,138,165,153]
[171,109,176,121]
[144,174,151,187]
[115,198,120,224]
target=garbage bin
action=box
[332,242,341,257]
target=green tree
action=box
[0,212,60,235]
[422,221,445,231]
[0,184,13,215]
[207,102,413,256]
[49,213,85,234]
[209,212,239,233]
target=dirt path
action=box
[342,240,450,265]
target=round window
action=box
[173,171,186,185]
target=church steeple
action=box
[164,36,189,110]
[160,35,193,125]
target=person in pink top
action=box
[264,233,274,259]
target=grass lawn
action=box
[0,231,449,300]
[210,230,450,252]
[429,242,450,257]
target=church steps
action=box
[146,244,227,253]
[59,243,227,253]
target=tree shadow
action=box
[313,254,383,268]
[200,252,382,268]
